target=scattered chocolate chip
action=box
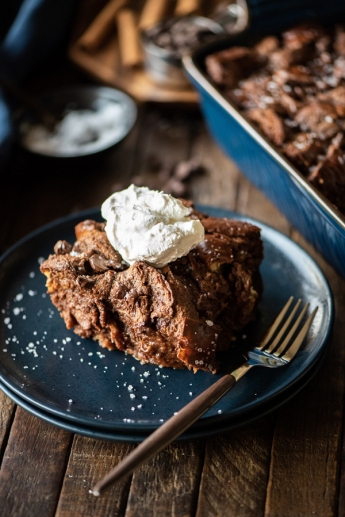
[130,154,206,199]
[163,177,188,197]
[174,157,204,181]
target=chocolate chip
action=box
[72,256,91,274]
[54,240,72,255]
[77,276,95,288]
[89,254,110,272]
[174,158,203,181]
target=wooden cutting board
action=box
[68,0,223,103]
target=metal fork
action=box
[91,297,318,496]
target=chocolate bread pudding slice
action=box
[40,208,263,373]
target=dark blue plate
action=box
[0,207,333,436]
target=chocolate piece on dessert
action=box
[254,36,279,56]
[283,133,324,173]
[205,22,345,214]
[40,211,263,374]
[335,25,345,56]
[294,101,339,140]
[246,108,286,146]
[307,133,345,213]
[318,86,345,117]
[205,47,264,89]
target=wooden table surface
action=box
[1,56,345,517]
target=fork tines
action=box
[257,297,318,362]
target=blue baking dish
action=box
[182,30,345,278]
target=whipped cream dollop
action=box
[101,184,205,267]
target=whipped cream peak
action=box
[101,184,205,267]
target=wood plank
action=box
[265,355,342,517]
[67,103,144,209]
[127,104,198,194]
[191,160,280,517]
[55,435,134,517]
[125,440,205,517]
[0,408,72,517]
[264,235,345,517]
[196,417,275,517]
[189,121,241,210]
[236,175,291,234]
[191,169,291,517]
[0,391,15,459]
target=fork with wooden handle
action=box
[91,297,318,496]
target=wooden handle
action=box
[91,373,236,496]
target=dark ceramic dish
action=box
[183,30,345,278]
